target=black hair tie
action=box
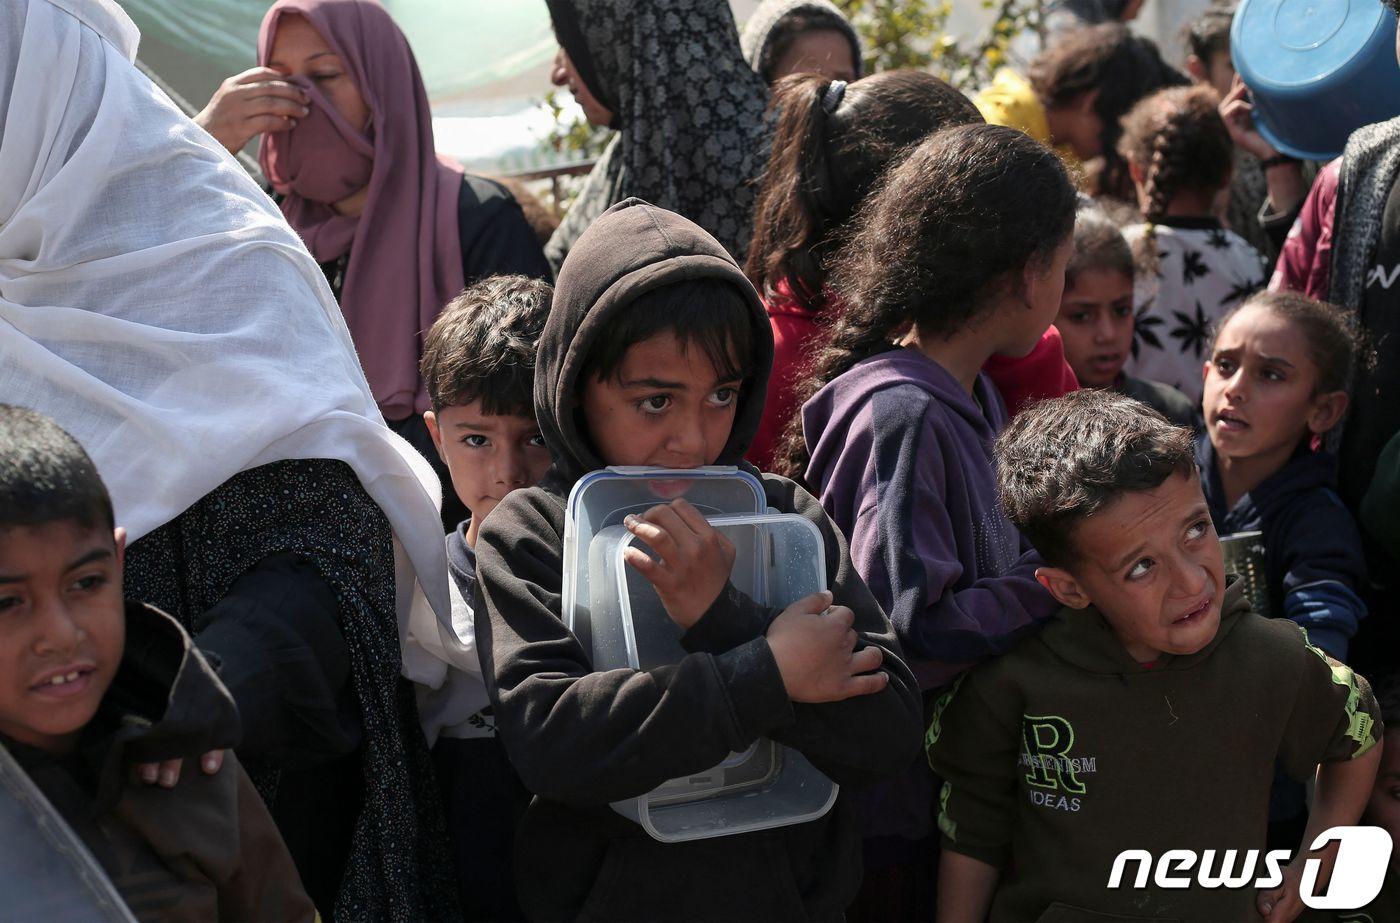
[822,80,847,115]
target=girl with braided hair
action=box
[791,125,1076,912]
[1120,84,1268,407]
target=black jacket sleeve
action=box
[760,476,926,787]
[193,552,359,768]
[1270,490,1368,660]
[458,175,553,283]
[474,490,794,806]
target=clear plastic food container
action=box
[582,505,840,842]
[563,467,766,659]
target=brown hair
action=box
[756,9,861,84]
[744,70,982,312]
[1029,23,1188,199]
[0,404,115,533]
[1118,84,1233,271]
[420,275,553,415]
[1067,198,1134,288]
[995,389,1196,567]
[1183,5,1234,64]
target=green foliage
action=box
[540,89,614,164]
[836,0,945,72]
[536,0,1050,208]
[837,0,1047,90]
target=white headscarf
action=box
[0,0,468,694]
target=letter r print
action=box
[1022,715,1086,794]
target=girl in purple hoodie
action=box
[791,124,1078,909]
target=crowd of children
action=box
[5,0,1400,921]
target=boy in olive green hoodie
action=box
[927,390,1383,923]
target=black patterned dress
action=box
[123,458,456,922]
[543,0,773,270]
[1123,216,1269,405]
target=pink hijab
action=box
[258,0,464,420]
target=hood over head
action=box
[740,0,864,82]
[536,198,774,485]
[85,602,241,807]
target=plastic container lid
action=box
[592,512,839,842]
[1232,0,1400,161]
[562,467,765,659]
[1220,530,1271,615]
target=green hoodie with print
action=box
[926,579,1382,923]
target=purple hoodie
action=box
[804,347,1058,691]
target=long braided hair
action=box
[772,123,1078,480]
[1117,84,1233,275]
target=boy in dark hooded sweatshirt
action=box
[473,197,923,922]
[928,390,1382,923]
[0,406,313,922]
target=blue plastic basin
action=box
[1232,0,1400,160]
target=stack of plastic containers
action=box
[563,467,839,842]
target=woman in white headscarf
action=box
[0,0,467,918]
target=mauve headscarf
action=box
[258,0,464,421]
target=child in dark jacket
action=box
[0,406,313,923]
[1198,291,1369,662]
[746,72,1075,472]
[929,390,1382,923]
[1199,291,1372,847]
[1057,199,1197,427]
[417,276,555,921]
[472,197,923,922]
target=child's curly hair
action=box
[420,275,553,415]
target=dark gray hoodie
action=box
[475,198,922,922]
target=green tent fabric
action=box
[123,0,554,114]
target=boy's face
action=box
[1036,470,1226,664]
[580,331,742,470]
[1189,49,1235,99]
[425,400,551,544]
[1056,268,1135,389]
[1367,729,1400,869]
[0,522,126,754]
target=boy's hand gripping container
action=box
[563,467,839,843]
[1232,0,1400,161]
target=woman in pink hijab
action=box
[195,0,549,527]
